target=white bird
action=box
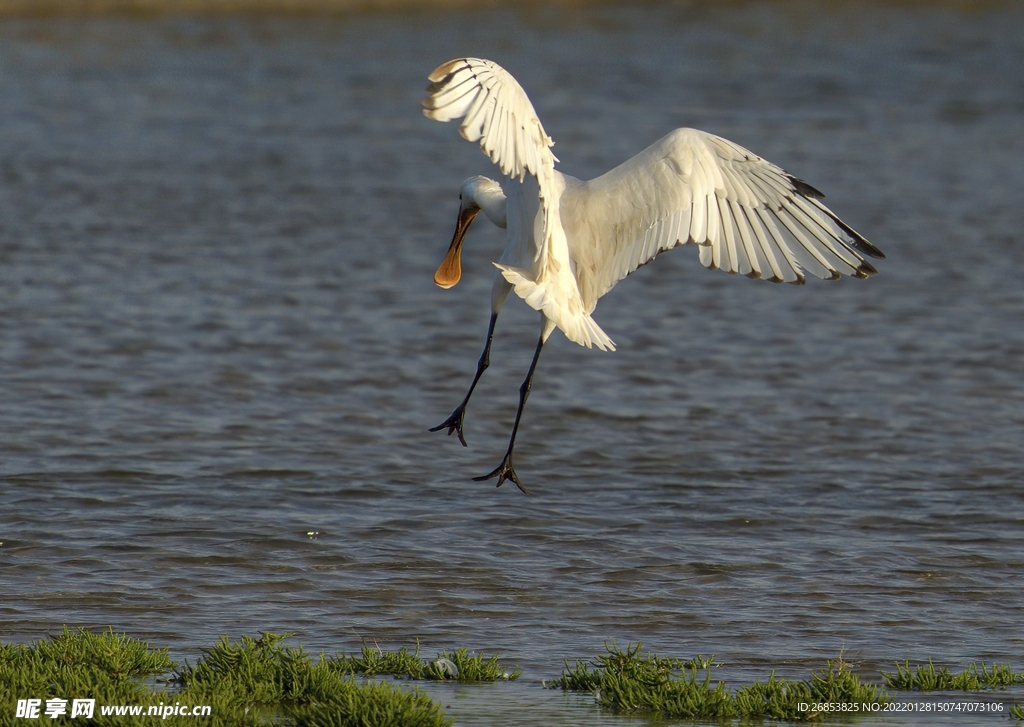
[423,57,883,494]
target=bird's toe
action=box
[474,456,530,495]
[429,407,468,446]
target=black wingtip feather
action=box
[858,241,886,259]
[831,216,886,259]
[789,176,825,199]
[807,197,886,260]
[857,260,879,275]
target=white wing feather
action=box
[423,58,557,182]
[424,58,616,351]
[423,61,883,349]
[562,128,884,310]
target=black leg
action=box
[473,332,545,495]
[430,313,498,446]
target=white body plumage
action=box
[423,57,883,491]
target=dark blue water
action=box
[1,3,1023,724]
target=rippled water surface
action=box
[2,3,1023,724]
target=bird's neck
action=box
[470,182,508,229]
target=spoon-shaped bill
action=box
[434,206,480,289]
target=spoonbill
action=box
[423,57,884,494]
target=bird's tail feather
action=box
[494,264,616,351]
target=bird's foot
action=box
[429,405,468,447]
[473,454,530,495]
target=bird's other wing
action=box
[562,127,885,310]
[423,57,557,183]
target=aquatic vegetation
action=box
[734,660,890,721]
[1,630,451,727]
[333,643,427,678]
[550,643,890,721]
[733,672,817,720]
[433,646,522,682]
[175,633,453,727]
[333,642,521,682]
[594,649,733,719]
[0,626,176,722]
[3,629,1021,725]
[882,659,1024,691]
[553,645,720,704]
[552,643,739,718]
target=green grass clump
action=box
[882,659,1024,691]
[333,643,520,682]
[809,658,891,706]
[734,671,814,719]
[551,644,733,719]
[334,644,428,678]
[1010,703,1024,720]
[175,632,452,727]
[554,644,713,692]
[432,647,522,682]
[720,656,891,721]
[288,679,452,727]
[1,630,452,727]
[600,652,733,718]
[17,626,174,680]
[733,660,889,721]
[0,626,176,724]
[552,644,890,721]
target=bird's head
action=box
[434,177,505,289]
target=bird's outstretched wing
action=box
[562,128,885,310]
[425,58,615,350]
[423,58,557,182]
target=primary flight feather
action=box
[423,57,884,493]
